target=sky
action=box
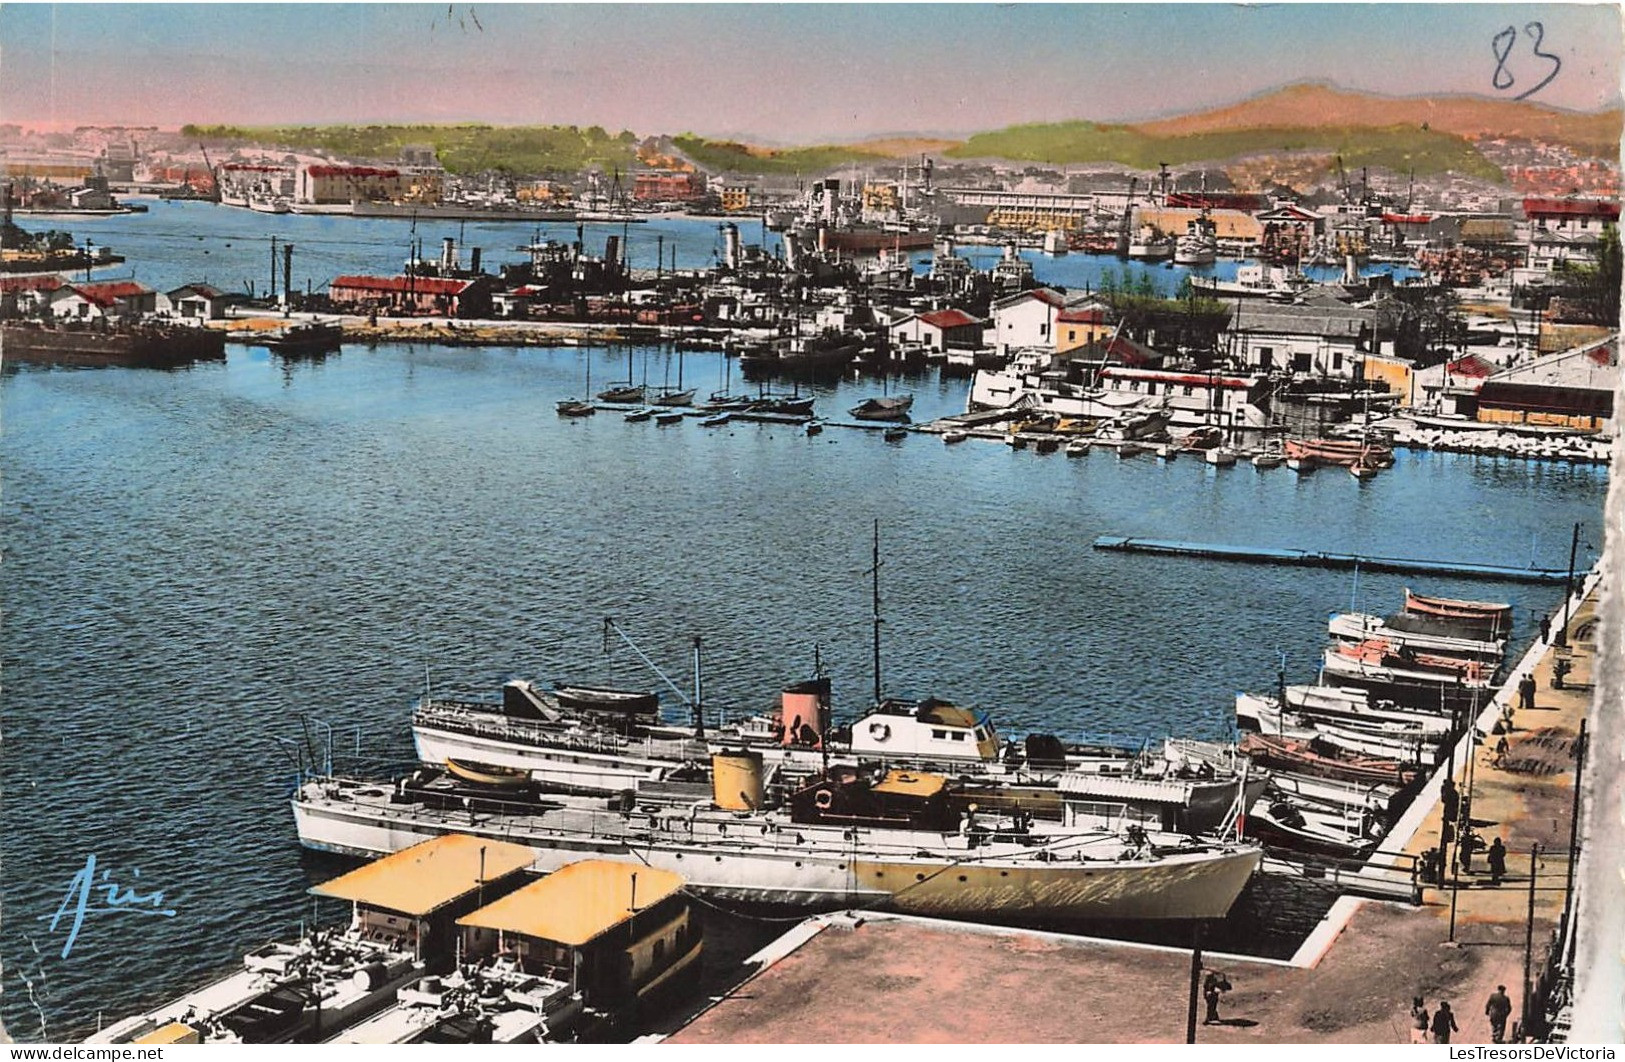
[0,3,1620,141]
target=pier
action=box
[1092,535,1571,584]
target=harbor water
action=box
[0,203,1601,1040]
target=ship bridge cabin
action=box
[456,861,700,1010]
[848,697,1000,762]
[309,834,536,967]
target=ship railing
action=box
[414,703,697,759]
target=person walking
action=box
[1540,613,1551,643]
[1203,970,1229,1025]
[1432,1001,1460,1044]
[1410,997,1430,1044]
[1488,837,1508,886]
[1441,778,1459,827]
[1486,986,1513,1043]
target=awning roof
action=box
[872,770,948,798]
[310,834,535,917]
[458,861,685,946]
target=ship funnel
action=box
[711,750,764,810]
[780,678,831,747]
[1344,253,1358,285]
[722,223,741,270]
[470,247,482,274]
[782,231,801,271]
[440,237,457,274]
[605,235,622,271]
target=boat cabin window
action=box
[932,729,948,740]
[1183,385,1194,396]
[951,731,966,741]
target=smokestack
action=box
[722,223,741,270]
[470,247,482,274]
[605,234,621,271]
[783,231,800,271]
[441,236,456,274]
[1344,253,1358,285]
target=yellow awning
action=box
[310,834,536,917]
[136,1023,200,1045]
[458,860,685,947]
[872,770,947,798]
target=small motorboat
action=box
[623,407,654,423]
[1204,446,1237,466]
[654,410,686,426]
[1252,451,1284,469]
[1035,437,1059,454]
[556,399,596,417]
[1349,460,1380,479]
[1065,440,1091,457]
[701,412,731,427]
[943,430,968,445]
[883,426,909,442]
[805,420,824,437]
[1287,455,1316,474]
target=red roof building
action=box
[46,279,158,319]
[891,306,984,352]
[328,274,492,318]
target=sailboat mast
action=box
[691,636,705,739]
[871,519,882,705]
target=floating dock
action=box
[1092,536,1570,584]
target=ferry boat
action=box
[292,760,1264,923]
[87,835,539,1044]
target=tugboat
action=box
[261,319,344,355]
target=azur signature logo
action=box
[41,854,177,958]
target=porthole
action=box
[958,875,968,882]
[915,873,926,881]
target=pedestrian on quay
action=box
[1441,778,1459,825]
[1492,734,1510,767]
[1540,613,1551,643]
[1488,836,1508,886]
[1486,986,1513,1043]
[1410,997,1431,1044]
[1518,673,1537,711]
[1203,970,1230,1025]
[1432,1001,1460,1044]
[1458,831,1479,874]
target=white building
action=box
[989,287,1066,356]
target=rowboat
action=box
[1403,589,1513,627]
[1239,732,1420,787]
[445,758,532,788]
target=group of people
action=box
[1438,778,1512,885]
[1409,987,1514,1044]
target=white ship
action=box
[293,761,1263,923]
[1173,218,1217,266]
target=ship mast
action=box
[868,519,883,705]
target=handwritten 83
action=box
[1491,21,1561,102]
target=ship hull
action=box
[292,788,1261,922]
[3,322,226,369]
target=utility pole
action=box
[1554,522,1580,648]
[1560,720,1587,961]
[269,236,278,304]
[1521,843,1540,1037]
[1186,928,1203,1043]
[282,243,293,313]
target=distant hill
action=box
[946,121,1503,180]
[1136,82,1623,157]
[181,123,640,175]
[669,136,895,176]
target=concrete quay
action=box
[655,576,1605,1044]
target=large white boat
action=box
[1173,218,1217,266]
[412,680,1258,834]
[293,762,1263,923]
[1126,225,1175,260]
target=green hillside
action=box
[947,122,1502,180]
[671,136,892,176]
[181,123,640,175]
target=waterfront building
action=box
[1472,338,1618,432]
[46,279,157,320]
[296,164,416,205]
[1227,300,1375,378]
[888,307,983,354]
[939,186,1097,233]
[990,287,1066,356]
[0,273,65,316]
[1054,304,1112,355]
[162,283,229,321]
[1096,366,1271,432]
[217,163,295,205]
[633,171,705,204]
[329,274,494,318]
[717,180,753,213]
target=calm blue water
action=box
[0,204,1599,1040]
